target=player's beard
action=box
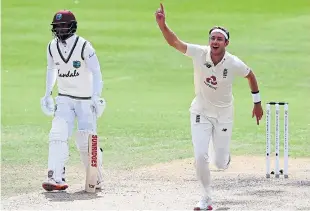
[52,26,74,42]
[54,29,72,42]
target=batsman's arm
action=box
[84,42,106,118]
[45,43,57,96]
[83,43,103,98]
[158,23,187,54]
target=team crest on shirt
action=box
[204,76,217,90]
[223,68,228,78]
[73,60,81,68]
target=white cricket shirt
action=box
[185,44,250,120]
[45,34,103,98]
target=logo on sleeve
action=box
[204,76,217,90]
[89,52,95,58]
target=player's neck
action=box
[211,51,225,66]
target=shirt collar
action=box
[58,34,77,46]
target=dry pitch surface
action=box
[2,156,310,210]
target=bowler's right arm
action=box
[155,3,187,54]
[158,23,187,54]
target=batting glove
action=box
[40,95,55,116]
[91,95,106,118]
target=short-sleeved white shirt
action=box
[185,44,250,120]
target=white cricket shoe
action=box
[194,197,213,210]
[42,178,68,192]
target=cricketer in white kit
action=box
[155,3,264,210]
[40,10,106,191]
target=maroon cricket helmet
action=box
[51,10,77,42]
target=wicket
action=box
[265,102,289,179]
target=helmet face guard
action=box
[51,21,77,42]
[51,10,77,42]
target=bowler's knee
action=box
[214,160,226,169]
[214,154,230,170]
[195,152,209,166]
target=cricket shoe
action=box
[194,197,213,210]
[42,178,68,192]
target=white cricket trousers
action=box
[54,95,97,134]
[47,95,97,182]
[190,112,233,199]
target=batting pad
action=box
[76,131,104,183]
[76,130,93,169]
[48,117,69,182]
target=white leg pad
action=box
[76,130,92,169]
[76,130,103,182]
[48,117,69,183]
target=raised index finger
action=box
[160,3,165,13]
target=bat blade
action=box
[85,134,98,193]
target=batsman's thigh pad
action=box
[54,96,75,137]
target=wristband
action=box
[252,91,261,104]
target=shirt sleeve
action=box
[233,56,251,77]
[83,42,104,97]
[45,42,57,96]
[184,43,205,58]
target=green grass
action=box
[1,0,310,196]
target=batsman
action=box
[40,10,106,191]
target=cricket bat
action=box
[85,134,98,193]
